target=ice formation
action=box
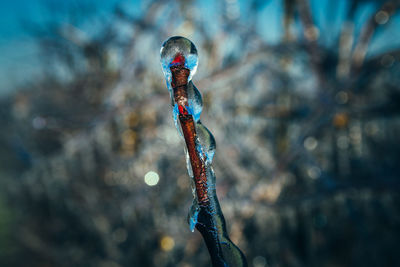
[160,36,247,267]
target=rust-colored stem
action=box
[170,66,209,205]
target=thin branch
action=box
[161,37,248,267]
[351,0,400,75]
[296,0,325,85]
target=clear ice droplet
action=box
[195,122,216,164]
[187,81,203,122]
[160,36,198,87]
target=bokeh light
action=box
[144,171,160,186]
[160,236,175,252]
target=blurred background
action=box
[1,0,400,266]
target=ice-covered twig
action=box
[160,36,247,267]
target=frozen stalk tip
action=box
[160,36,247,267]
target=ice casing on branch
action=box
[160,36,247,267]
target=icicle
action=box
[160,36,247,267]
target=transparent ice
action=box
[160,36,247,266]
[195,122,216,165]
[161,36,201,131]
[160,36,198,91]
[170,81,202,134]
[187,81,203,122]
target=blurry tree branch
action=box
[296,0,325,85]
[351,0,400,74]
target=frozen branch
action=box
[160,36,247,267]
